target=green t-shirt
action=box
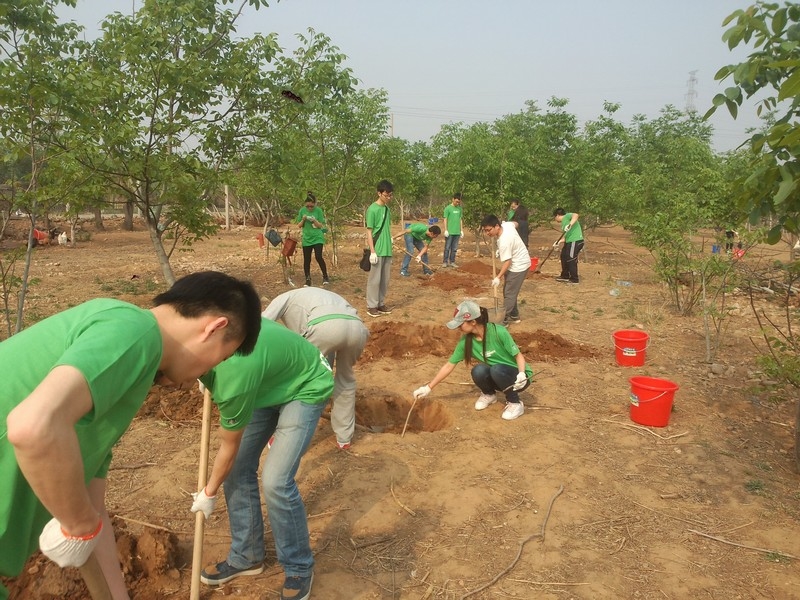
[365,202,392,257]
[448,323,533,378]
[295,205,327,246]
[200,318,334,431]
[407,223,432,245]
[443,204,462,235]
[0,299,162,581]
[562,213,583,243]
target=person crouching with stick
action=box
[412,300,532,421]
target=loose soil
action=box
[2,217,799,599]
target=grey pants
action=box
[366,256,392,309]
[503,269,527,319]
[305,319,369,444]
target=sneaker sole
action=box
[201,564,264,586]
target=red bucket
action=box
[629,376,678,427]
[613,329,649,367]
[530,257,539,271]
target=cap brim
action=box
[445,318,462,330]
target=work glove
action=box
[444,230,450,238]
[552,240,561,248]
[39,517,102,568]
[191,487,218,520]
[495,249,500,258]
[197,380,206,394]
[512,372,528,391]
[491,277,501,288]
[415,255,422,264]
[369,252,378,265]
[413,385,431,400]
[460,230,464,237]
[564,223,572,232]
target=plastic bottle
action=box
[609,288,620,297]
[616,280,632,287]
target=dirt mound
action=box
[359,322,460,361]
[514,329,603,361]
[3,523,180,600]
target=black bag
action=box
[359,248,372,272]
[266,229,282,247]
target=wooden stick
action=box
[687,529,798,560]
[401,396,418,438]
[190,389,213,600]
[78,553,113,600]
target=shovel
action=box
[534,231,565,273]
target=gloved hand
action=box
[191,487,218,520]
[552,240,561,248]
[444,230,450,238]
[495,249,500,258]
[369,252,378,265]
[460,230,464,237]
[198,380,206,394]
[415,255,422,264]
[512,372,528,391]
[564,223,571,232]
[413,385,431,400]
[491,277,501,288]
[39,517,102,568]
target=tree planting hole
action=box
[354,390,452,434]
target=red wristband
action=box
[61,517,102,541]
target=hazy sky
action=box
[60,0,763,152]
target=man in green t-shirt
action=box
[399,223,441,276]
[553,207,585,284]
[0,271,262,600]
[365,179,394,318]
[194,319,333,600]
[442,193,463,268]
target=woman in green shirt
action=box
[412,300,532,421]
[296,191,329,287]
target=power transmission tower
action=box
[685,70,698,113]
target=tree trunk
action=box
[123,200,134,231]
[146,221,176,286]
[93,208,105,231]
[795,396,800,473]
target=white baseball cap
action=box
[446,300,481,329]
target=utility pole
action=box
[685,70,698,114]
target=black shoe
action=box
[555,277,570,282]
[322,277,330,286]
[201,561,264,586]
[377,305,392,314]
[304,277,312,287]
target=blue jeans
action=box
[471,363,529,403]
[443,234,461,264]
[223,400,325,577]
[401,234,431,273]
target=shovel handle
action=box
[190,389,213,600]
[79,553,113,600]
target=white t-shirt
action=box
[498,222,531,273]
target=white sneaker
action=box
[474,393,497,410]
[502,402,524,420]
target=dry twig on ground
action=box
[459,484,564,599]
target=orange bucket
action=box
[629,376,678,427]
[281,236,297,257]
[256,233,265,248]
[529,257,539,271]
[613,330,649,367]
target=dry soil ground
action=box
[2,217,799,600]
